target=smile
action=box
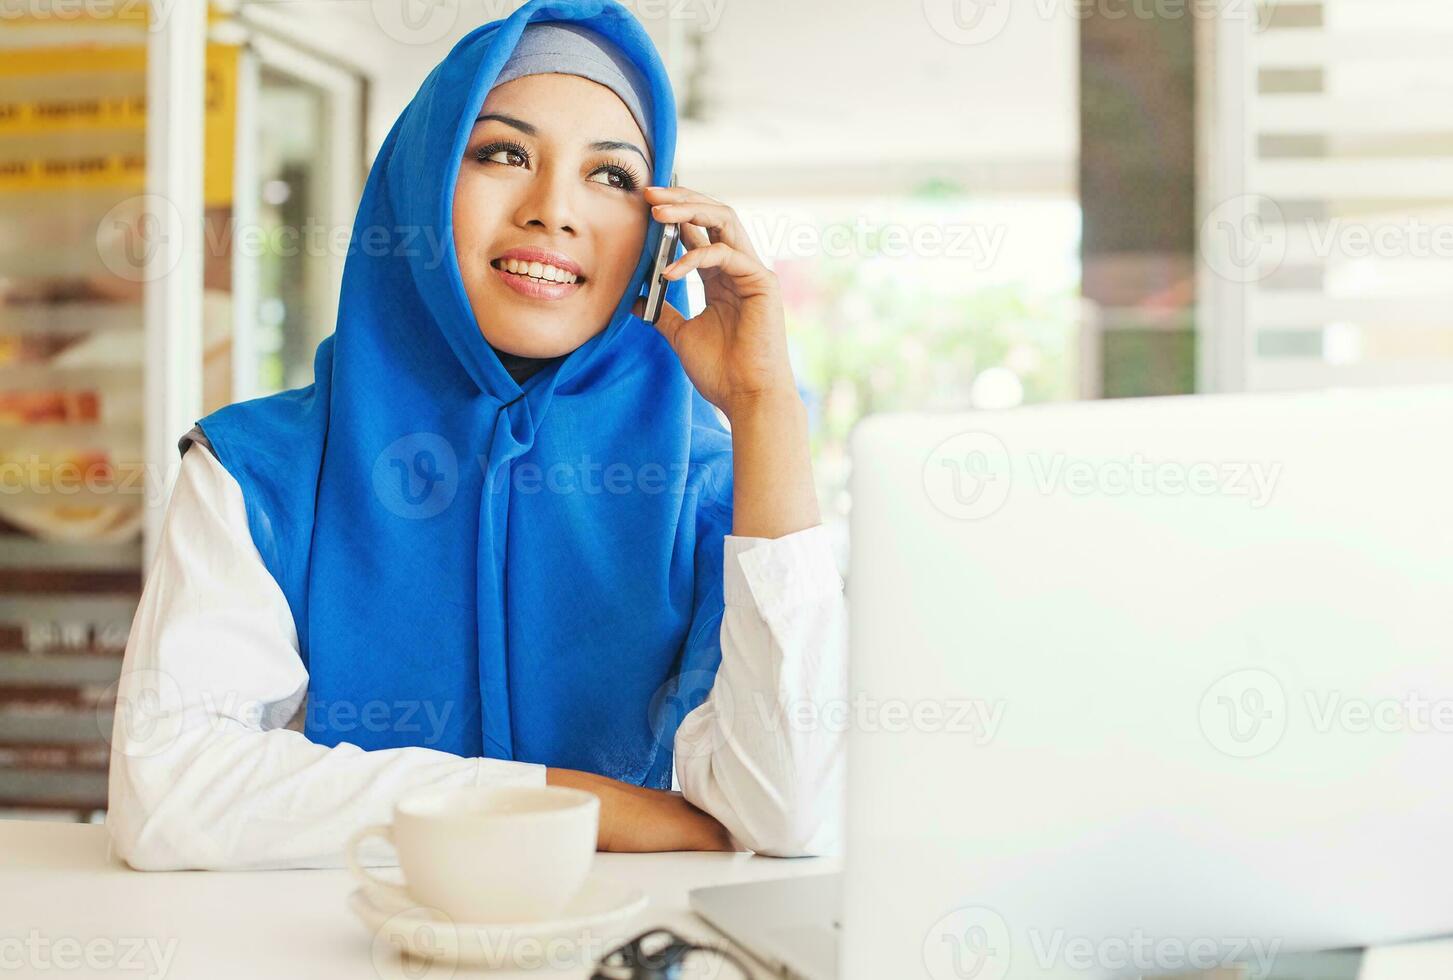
[490,258,585,300]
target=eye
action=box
[473,140,529,167]
[589,158,643,193]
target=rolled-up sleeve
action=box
[672,524,848,857]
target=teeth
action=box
[500,257,578,284]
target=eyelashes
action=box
[470,139,643,192]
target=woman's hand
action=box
[635,182,823,540]
[632,183,797,423]
[545,767,738,853]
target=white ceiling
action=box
[245,0,1077,196]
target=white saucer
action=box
[349,874,649,970]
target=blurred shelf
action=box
[0,534,141,571]
[0,769,108,809]
[0,653,123,687]
[0,304,141,337]
[0,422,141,455]
[0,711,110,745]
[0,595,137,626]
[0,366,139,390]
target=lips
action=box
[489,246,585,284]
[489,253,585,301]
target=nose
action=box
[513,162,579,236]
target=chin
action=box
[479,321,587,359]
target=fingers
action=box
[663,240,772,290]
[644,184,763,266]
[630,296,687,343]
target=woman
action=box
[106,0,846,871]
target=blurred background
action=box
[1,0,1449,819]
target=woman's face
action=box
[453,72,651,359]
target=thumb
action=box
[631,296,687,344]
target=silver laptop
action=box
[691,386,1453,979]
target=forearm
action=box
[545,767,737,852]
[728,388,820,539]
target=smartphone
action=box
[642,171,680,325]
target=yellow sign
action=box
[0,41,238,206]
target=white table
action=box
[0,819,832,979]
[5,818,1453,979]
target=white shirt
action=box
[106,439,847,870]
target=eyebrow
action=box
[474,112,650,166]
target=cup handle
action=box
[346,823,413,905]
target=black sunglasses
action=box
[590,926,753,979]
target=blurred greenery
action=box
[777,238,1081,521]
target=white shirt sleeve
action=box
[672,525,848,858]
[105,443,546,872]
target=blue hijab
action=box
[193,0,731,788]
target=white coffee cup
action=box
[346,784,600,924]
